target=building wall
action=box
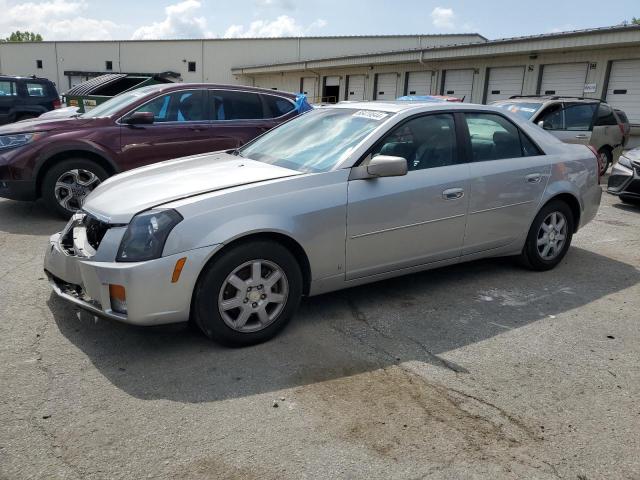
[243,45,640,106]
[0,34,484,92]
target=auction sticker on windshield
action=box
[352,110,388,120]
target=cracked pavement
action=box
[1,187,639,479]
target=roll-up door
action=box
[442,69,474,102]
[346,75,366,101]
[539,63,588,97]
[301,77,318,102]
[375,73,398,100]
[485,66,525,103]
[606,59,640,124]
[406,71,433,96]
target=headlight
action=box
[0,132,44,150]
[618,155,633,170]
[116,209,183,262]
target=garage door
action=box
[606,59,640,124]
[485,66,525,103]
[301,77,318,102]
[539,63,588,97]
[346,75,366,101]
[442,69,474,102]
[406,71,433,96]
[375,73,398,100]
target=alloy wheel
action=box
[536,211,568,260]
[54,169,101,212]
[218,259,289,333]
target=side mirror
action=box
[366,155,408,178]
[124,111,155,125]
[537,120,552,130]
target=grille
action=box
[84,215,110,251]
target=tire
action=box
[519,200,574,271]
[597,147,612,176]
[41,158,109,219]
[193,240,303,347]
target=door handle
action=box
[442,188,464,200]
[189,126,205,132]
[574,134,588,139]
[526,173,542,184]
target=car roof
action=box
[330,100,508,114]
[0,75,51,83]
[141,82,298,98]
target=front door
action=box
[346,113,469,280]
[119,89,212,171]
[0,79,18,124]
[462,112,550,254]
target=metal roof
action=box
[64,73,128,96]
[232,24,640,74]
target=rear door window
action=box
[210,90,264,120]
[26,82,46,97]
[131,90,209,123]
[563,103,597,131]
[594,103,618,126]
[0,80,17,96]
[465,112,541,161]
[262,94,295,118]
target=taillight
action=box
[53,98,61,109]
[587,145,601,182]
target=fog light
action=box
[109,284,127,314]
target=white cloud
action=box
[0,0,123,40]
[224,14,327,38]
[431,6,456,29]
[132,0,212,40]
[255,0,295,9]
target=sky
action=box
[0,0,637,41]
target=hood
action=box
[83,152,301,224]
[623,148,640,164]
[0,116,95,134]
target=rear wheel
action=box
[193,240,303,346]
[41,158,108,218]
[519,200,574,271]
[597,147,612,176]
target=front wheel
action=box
[41,158,108,219]
[193,240,303,346]
[519,200,574,271]
[597,147,612,177]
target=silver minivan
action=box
[493,96,625,175]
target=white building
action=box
[1,25,639,129]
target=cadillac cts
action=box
[44,102,601,346]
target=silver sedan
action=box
[44,102,602,345]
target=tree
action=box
[2,31,43,42]
[632,17,640,25]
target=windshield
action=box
[493,102,542,120]
[80,85,161,118]
[239,108,390,173]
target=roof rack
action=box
[508,94,603,102]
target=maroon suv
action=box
[0,83,311,217]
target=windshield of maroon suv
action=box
[80,85,162,118]
[493,102,542,120]
[239,108,388,173]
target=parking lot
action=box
[0,186,638,479]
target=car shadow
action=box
[0,199,65,236]
[49,247,640,404]
[612,201,640,213]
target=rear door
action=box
[119,89,213,170]
[208,89,275,149]
[462,112,550,254]
[0,79,18,124]
[535,102,597,146]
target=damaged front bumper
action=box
[44,214,219,326]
